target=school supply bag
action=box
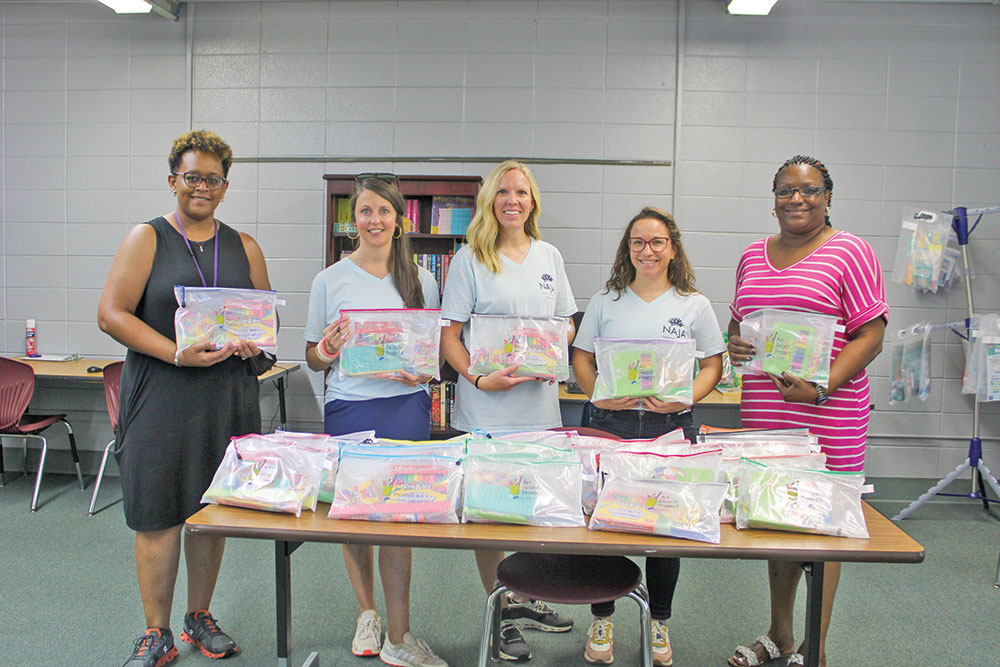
[461,454,585,527]
[467,314,571,381]
[572,435,625,514]
[589,477,728,544]
[734,458,869,538]
[174,286,280,355]
[890,207,958,293]
[201,435,327,517]
[737,309,841,386]
[591,337,697,406]
[718,452,827,524]
[464,438,577,462]
[338,308,443,381]
[328,451,463,523]
[599,449,723,486]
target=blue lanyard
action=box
[174,212,219,288]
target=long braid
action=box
[773,155,834,226]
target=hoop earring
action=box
[393,225,402,239]
[771,209,776,218]
[347,226,359,241]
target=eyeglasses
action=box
[172,171,227,190]
[355,172,399,186]
[628,237,670,253]
[773,185,826,199]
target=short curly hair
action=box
[168,130,233,177]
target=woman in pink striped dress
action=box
[725,156,888,667]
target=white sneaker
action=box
[651,619,672,667]
[352,609,382,657]
[584,617,613,664]
[379,631,448,667]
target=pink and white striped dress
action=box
[730,231,888,472]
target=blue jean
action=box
[587,406,697,620]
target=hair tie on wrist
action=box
[474,375,483,389]
[315,339,338,364]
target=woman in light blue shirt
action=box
[304,176,446,667]
[441,160,577,662]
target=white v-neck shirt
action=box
[441,240,577,432]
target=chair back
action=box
[102,361,125,432]
[0,357,36,433]
[550,426,622,440]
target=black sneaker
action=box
[123,628,178,667]
[498,620,532,662]
[180,609,238,659]
[502,596,574,633]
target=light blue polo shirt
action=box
[441,241,577,433]
[305,257,440,403]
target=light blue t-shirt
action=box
[576,286,726,357]
[304,257,440,403]
[441,240,577,433]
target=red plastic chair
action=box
[0,357,84,511]
[88,361,124,515]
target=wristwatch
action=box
[813,383,829,406]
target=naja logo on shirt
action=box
[662,317,687,337]
[539,273,555,295]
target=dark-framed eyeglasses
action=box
[628,237,670,253]
[773,185,826,199]
[172,171,227,190]
[355,172,399,186]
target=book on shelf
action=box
[431,196,475,235]
[429,380,455,429]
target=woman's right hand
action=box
[176,341,237,367]
[319,314,353,360]
[591,396,641,411]
[475,364,539,392]
[727,333,755,367]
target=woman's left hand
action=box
[641,396,689,413]
[384,370,432,388]
[767,372,820,404]
[235,340,262,359]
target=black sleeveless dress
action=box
[115,217,267,532]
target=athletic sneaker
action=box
[584,617,614,664]
[651,620,672,667]
[180,609,238,659]
[123,627,178,667]
[379,631,448,667]
[497,620,532,662]
[353,609,382,656]
[502,595,573,632]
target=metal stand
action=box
[894,205,1000,520]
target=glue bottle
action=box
[26,319,39,357]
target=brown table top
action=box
[187,501,923,565]
[18,356,299,383]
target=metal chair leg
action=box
[61,419,84,490]
[89,438,115,515]
[478,585,507,666]
[994,549,1000,589]
[30,435,47,512]
[627,584,654,667]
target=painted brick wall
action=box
[2,0,998,478]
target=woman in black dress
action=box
[98,130,274,667]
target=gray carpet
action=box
[2,472,998,666]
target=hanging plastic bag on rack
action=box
[890,207,955,293]
[467,314,570,381]
[589,477,728,543]
[737,309,841,386]
[590,337,696,407]
[338,308,443,381]
[734,458,869,538]
[965,313,1000,402]
[888,323,931,403]
[328,451,463,523]
[461,454,584,526]
[174,286,281,355]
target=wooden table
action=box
[21,357,300,430]
[186,502,923,667]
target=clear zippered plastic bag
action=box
[467,314,570,381]
[461,454,584,527]
[589,477,728,543]
[339,308,443,380]
[591,337,696,406]
[737,309,842,386]
[174,286,281,354]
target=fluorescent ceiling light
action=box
[98,0,152,13]
[727,0,779,15]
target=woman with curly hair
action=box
[99,130,275,667]
[572,206,724,666]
